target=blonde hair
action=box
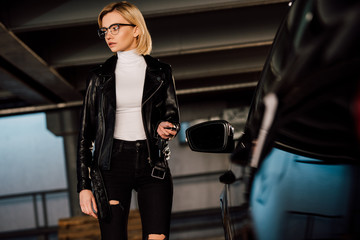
[98,1,152,55]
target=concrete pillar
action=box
[46,108,81,217]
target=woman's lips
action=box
[108,42,116,47]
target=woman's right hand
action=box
[79,189,98,219]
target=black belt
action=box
[113,139,147,150]
[113,138,167,180]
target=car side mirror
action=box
[185,120,235,153]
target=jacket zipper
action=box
[94,92,110,217]
[98,73,116,168]
[142,79,164,164]
[98,88,106,167]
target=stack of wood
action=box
[58,210,142,240]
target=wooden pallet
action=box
[58,210,142,240]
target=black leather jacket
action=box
[77,54,180,193]
[231,0,360,166]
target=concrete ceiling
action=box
[0,0,290,116]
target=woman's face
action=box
[101,11,138,52]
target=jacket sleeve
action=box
[76,73,97,192]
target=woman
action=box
[76,2,180,240]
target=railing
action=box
[0,188,68,240]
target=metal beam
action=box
[0,79,258,116]
[0,100,83,117]
[177,81,258,95]
[0,22,81,102]
[163,45,270,80]
[0,66,52,104]
[2,0,290,32]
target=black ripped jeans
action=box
[100,139,173,240]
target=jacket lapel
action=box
[98,54,164,109]
[142,55,164,104]
[100,55,117,110]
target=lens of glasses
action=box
[97,25,119,39]
[109,25,120,35]
[98,29,106,39]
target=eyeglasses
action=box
[98,23,136,39]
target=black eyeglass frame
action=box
[98,23,136,39]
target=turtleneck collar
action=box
[116,49,143,65]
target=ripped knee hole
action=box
[148,234,166,240]
[109,200,120,205]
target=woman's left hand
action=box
[157,121,178,140]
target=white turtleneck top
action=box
[113,49,147,140]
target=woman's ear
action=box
[133,26,140,38]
